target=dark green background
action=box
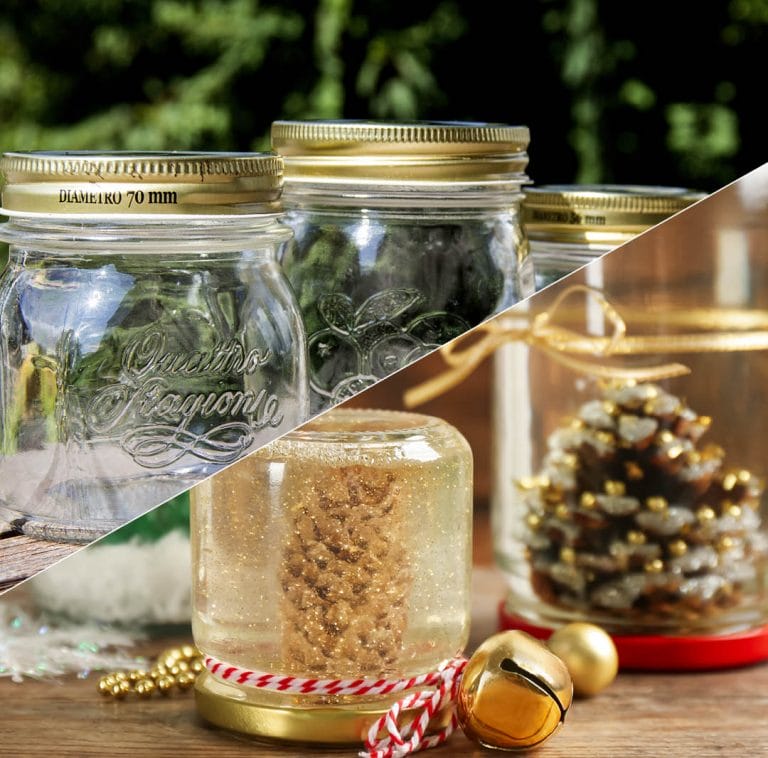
[1,0,766,189]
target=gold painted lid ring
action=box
[0,151,284,217]
[271,121,530,185]
[523,184,705,244]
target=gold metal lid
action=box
[523,184,704,243]
[195,670,453,745]
[0,151,283,216]
[271,121,530,184]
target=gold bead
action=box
[128,670,146,683]
[697,506,716,524]
[737,469,752,484]
[98,677,113,695]
[724,502,742,518]
[580,492,597,509]
[176,671,196,690]
[644,559,664,574]
[723,473,738,491]
[554,504,570,520]
[658,430,675,443]
[646,496,668,512]
[595,431,614,446]
[180,645,199,660]
[624,462,644,480]
[560,547,576,565]
[190,660,203,674]
[697,415,712,429]
[109,683,127,699]
[157,676,175,695]
[717,535,735,553]
[113,671,129,682]
[604,480,626,496]
[627,530,646,545]
[149,665,168,680]
[602,401,618,415]
[668,539,688,557]
[548,623,618,698]
[135,679,156,698]
[526,513,542,530]
[457,631,573,750]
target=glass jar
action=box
[0,152,308,541]
[524,185,703,290]
[493,174,768,651]
[272,121,534,413]
[191,408,472,745]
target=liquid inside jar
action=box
[192,409,472,704]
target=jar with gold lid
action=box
[524,185,703,290]
[0,151,307,541]
[191,408,472,745]
[272,120,534,413]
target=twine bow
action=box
[405,285,768,408]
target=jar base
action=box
[499,601,768,671]
[194,669,453,746]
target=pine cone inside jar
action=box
[281,465,410,676]
[520,382,767,624]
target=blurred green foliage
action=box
[0,0,765,190]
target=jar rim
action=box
[285,408,445,442]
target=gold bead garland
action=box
[97,645,202,700]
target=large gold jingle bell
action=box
[457,630,573,750]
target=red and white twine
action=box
[204,654,468,758]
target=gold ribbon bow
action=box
[404,285,768,408]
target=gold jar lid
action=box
[271,121,530,184]
[0,151,283,216]
[523,184,704,244]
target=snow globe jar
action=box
[272,120,533,413]
[191,408,473,745]
[524,185,702,290]
[494,176,768,666]
[0,152,308,541]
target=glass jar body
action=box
[191,409,473,741]
[0,217,307,540]
[493,215,768,636]
[531,238,617,290]
[280,187,532,413]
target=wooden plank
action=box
[0,532,80,593]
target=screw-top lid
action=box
[523,185,704,244]
[271,121,530,185]
[0,151,283,217]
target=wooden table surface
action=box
[1,514,767,757]
[0,529,79,593]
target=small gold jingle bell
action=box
[457,630,573,750]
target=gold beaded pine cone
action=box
[520,382,766,624]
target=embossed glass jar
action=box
[191,408,473,745]
[493,176,768,652]
[525,185,702,290]
[272,121,534,413]
[0,152,307,541]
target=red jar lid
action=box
[498,601,768,671]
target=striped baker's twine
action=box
[204,654,468,757]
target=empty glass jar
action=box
[272,120,534,413]
[0,151,307,540]
[192,408,472,745]
[524,185,703,290]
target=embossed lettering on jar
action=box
[272,121,533,413]
[0,152,307,541]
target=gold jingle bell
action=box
[457,630,573,750]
